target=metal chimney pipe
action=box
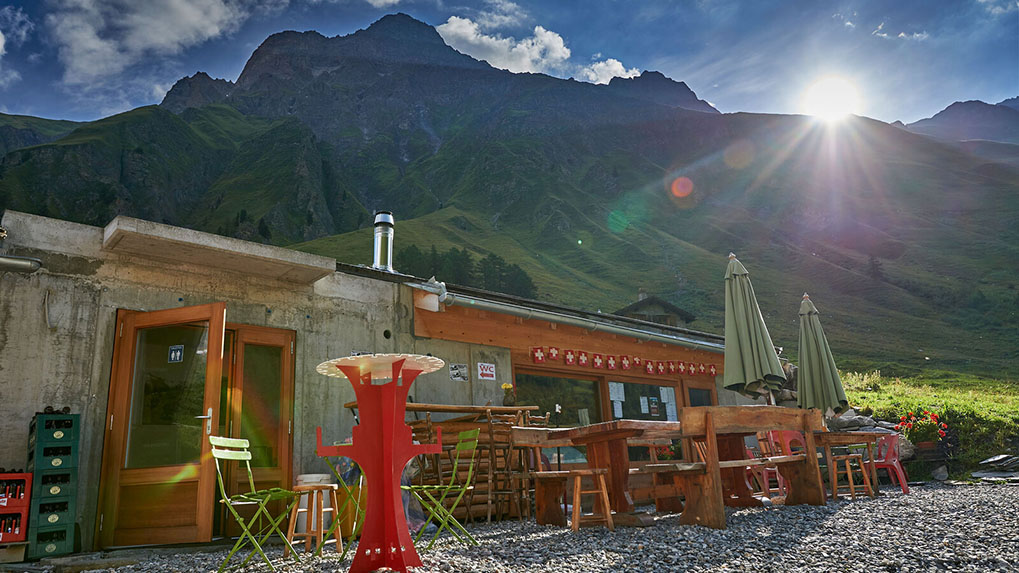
[372,211,395,272]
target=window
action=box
[515,373,602,427]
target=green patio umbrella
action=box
[796,293,848,414]
[723,253,786,397]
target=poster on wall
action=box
[608,381,625,402]
[666,401,678,421]
[649,397,660,416]
[449,363,469,382]
[640,396,649,414]
[613,401,623,419]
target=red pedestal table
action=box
[315,353,445,573]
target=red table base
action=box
[318,358,441,573]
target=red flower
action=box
[941,422,948,429]
[906,423,914,429]
[894,424,901,430]
[924,410,930,415]
[900,416,907,421]
[938,430,946,437]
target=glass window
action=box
[688,387,713,407]
[613,381,677,421]
[515,373,602,427]
[240,344,283,467]
[125,322,209,468]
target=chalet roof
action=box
[612,295,696,323]
[333,261,722,347]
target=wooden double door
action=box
[96,303,295,547]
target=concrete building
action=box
[0,209,745,551]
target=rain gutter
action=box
[408,280,725,353]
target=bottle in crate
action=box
[27,413,79,559]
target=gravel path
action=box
[69,483,1019,572]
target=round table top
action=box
[316,353,445,380]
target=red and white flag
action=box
[620,355,631,370]
[548,347,561,360]
[645,361,655,374]
[667,361,677,374]
[565,349,576,365]
[698,363,706,374]
[633,356,642,368]
[578,351,589,367]
[678,362,687,374]
[657,361,666,375]
[709,364,717,376]
[592,354,604,368]
[607,355,617,370]
[531,347,545,363]
[688,363,697,375]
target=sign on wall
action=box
[477,362,496,381]
[449,363,469,382]
[168,345,184,363]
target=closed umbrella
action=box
[723,253,786,398]
[796,293,848,414]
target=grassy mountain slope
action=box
[0,113,81,156]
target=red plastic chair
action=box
[864,434,909,494]
[743,447,786,497]
[770,430,805,455]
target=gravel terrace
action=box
[40,483,1019,572]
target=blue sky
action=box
[0,0,1016,123]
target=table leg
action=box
[716,435,763,507]
[824,444,837,500]
[866,442,880,497]
[585,439,634,514]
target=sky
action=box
[0,0,1016,123]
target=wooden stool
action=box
[285,484,342,556]
[569,468,614,532]
[831,453,873,500]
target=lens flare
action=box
[724,140,755,169]
[607,210,629,233]
[670,177,694,198]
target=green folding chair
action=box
[402,428,481,550]
[319,449,367,561]
[209,436,302,572]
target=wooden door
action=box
[97,303,226,547]
[217,325,295,534]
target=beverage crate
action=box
[26,524,74,560]
[0,508,28,544]
[0,473,32,509]
[0,541,28,564]
[28,414,79,448]
[27,443,78,472]
[31,499,74,528]
[34,470,75,501]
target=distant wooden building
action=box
[613,292,696,327]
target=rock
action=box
[900,436,917,460]
[877,421,898,430]
[932,465,949,481]
[776,389,797,401]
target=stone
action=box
[932,465,949,481]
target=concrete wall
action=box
[0,211,511,549]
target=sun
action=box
[801,77,861,122]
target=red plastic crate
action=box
[0,507,28,543]
[0,473,31,509]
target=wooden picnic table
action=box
[511,406,828,530]
[814,430,884,499]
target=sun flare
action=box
[801,77,861,122]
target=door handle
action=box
[195,407,213,434]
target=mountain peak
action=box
[997,96,1019,112]
[160,71,234,113]
[606,70,718,114]
[359,13,446,45]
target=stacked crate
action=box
[0,472,32,550]
[26,414,79,560]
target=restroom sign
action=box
[168,345,184,363]
[477,362,496,381]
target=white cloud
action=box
[364,0,403,7]
[977,0,1019,16]
[0,6,33,89]
[437,16,571,74]
[475,0,527,30]
[578,58,639,84]
[872,22,889,38]
[44,0,280,87]
[897,31,929,41]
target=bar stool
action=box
[569,468,614,532]
[831,453,873,500]
[285,483,342,556]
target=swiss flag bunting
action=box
[548,347,561,361]
[668,361,677,374]
[531,347,545,363]
[578,351,589,367]
[709,364,717,376]
[564,349,576,365]
[606,355,617,370]
[592,354,604,368]
[645,360,655,374]
[620,355,631,370]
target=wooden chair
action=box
[568,468,614,532]
[485,409,525,521]
[209,436,301,572]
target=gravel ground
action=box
[60,483,1019,572]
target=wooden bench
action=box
[674,406,826,529]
